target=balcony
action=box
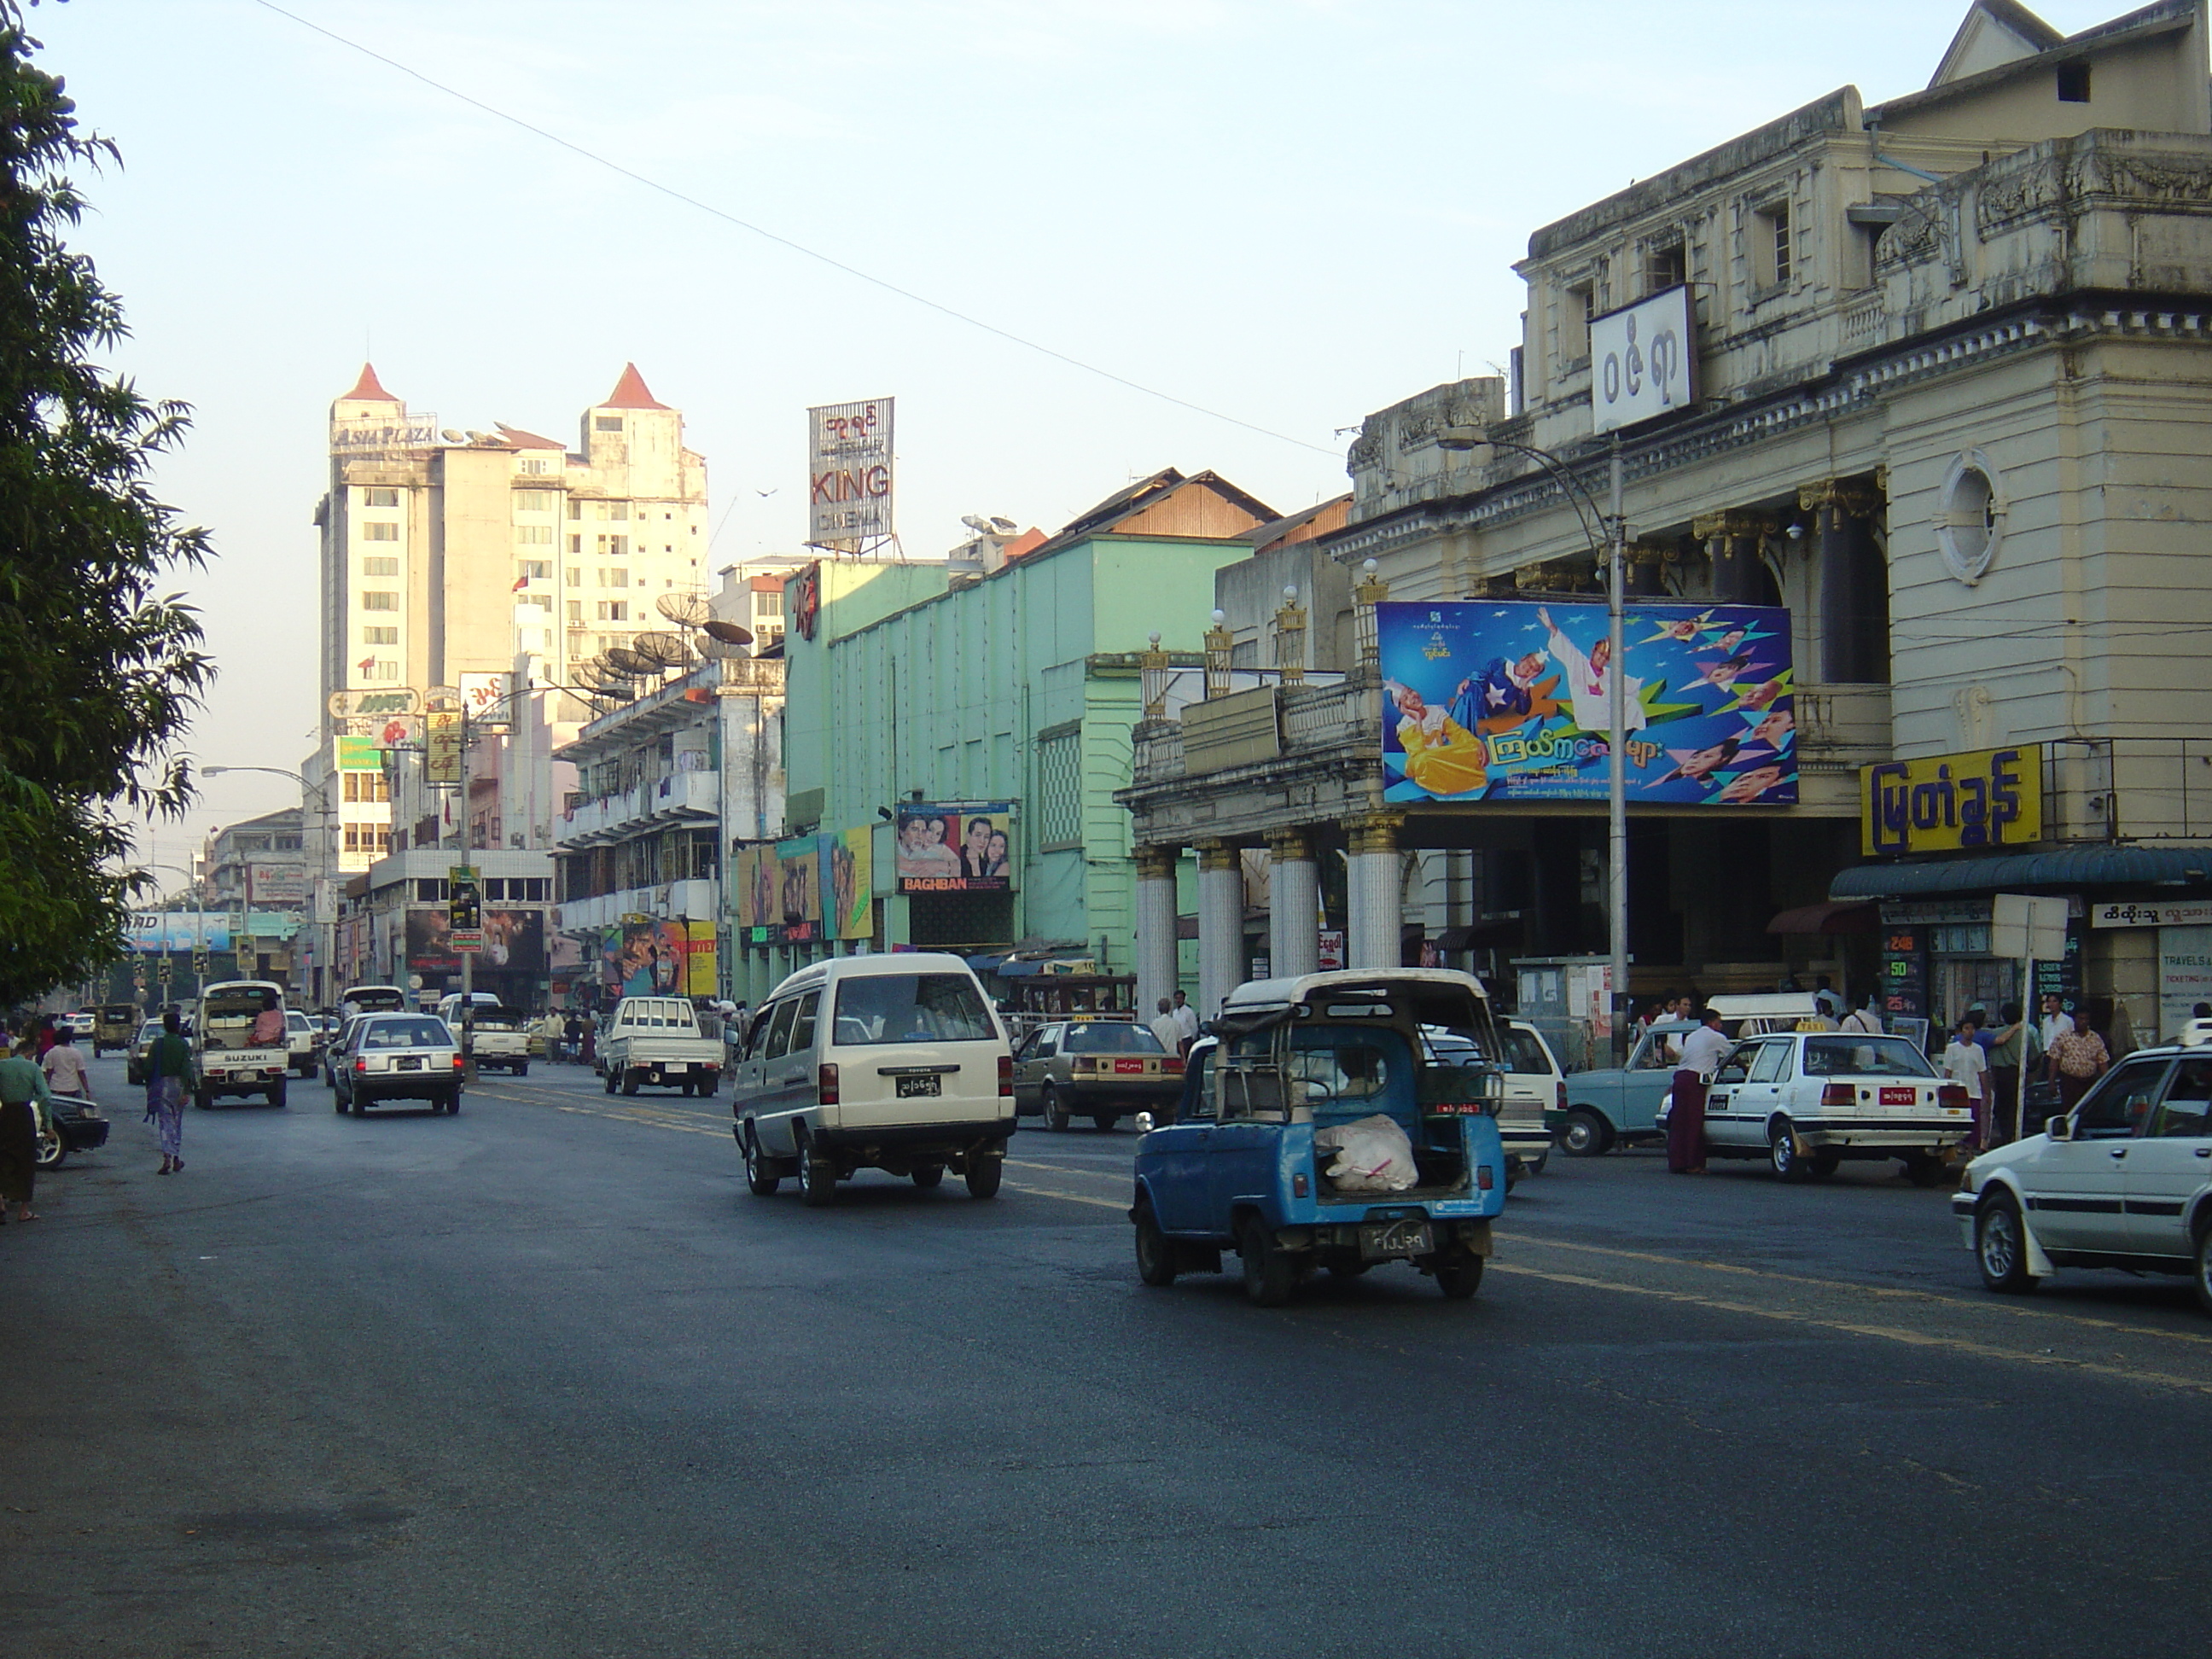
[558,768,719,847]
[556,878,721,936]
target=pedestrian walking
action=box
[1670,1007,1732,1174]
[146,1010,194,1174]
[1986,1002,2029,1145]
[1841,992,1883,1035]
[0,1035,56,1223]
[1941,1017,1989,1150]
[41,1026,90,1101]
[2038,993,2075,1057]
[33,1014,57,1059]
[579,1012,597,1069]
[1149,997,1185,1062]
[2047,1020,2110,1112]
[1170,989,1200,1051]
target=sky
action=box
[28,0,2128,875]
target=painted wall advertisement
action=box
[406,908,545,975]
[806,397,894,548]
[734,829,879,941]
[601,917,686,998]
[895,803,1014,890]
[1378,601,1796,805]
[1861,744,2042,856]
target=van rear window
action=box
[1065,1022,1162,1055]
[832,975,994,1045]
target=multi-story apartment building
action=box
[1120,0,2212,1046]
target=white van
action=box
[731,953,1014,1206]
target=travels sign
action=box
[1860,744,2043,856]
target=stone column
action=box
[1196,841,1245,1017]
[1692,510,1773,605]
[1133,845,1180,1019]
[1800,478,1885,683]
[1345,812,1405,970]
[1627,540,1668,597]
[1266,828,1320,981]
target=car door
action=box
[2122,1056,2212,1260]
[1619,1026,1686,1134]
[1148,1045,1217,1234]
[2027,1058,2170,1254]
[750,999,800,1154]
[1016,1026,1059,1111]
[1700,1041,1764,1150]
[1733,1037,1795,1144]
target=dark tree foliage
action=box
[0,1,212,1002]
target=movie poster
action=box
[1377,600,1796,806]
[830,825,873,939]
[601,918,685,998]
[777,837,822,941]
[894,802,1013,892]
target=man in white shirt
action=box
[1149,998,1186,1061]
[1171,990,1200,1051]
[1813,976,1845,1022]
[2038,994,2075,1057]
[1841,994,1883,1035]
[1942,1017,1990,1149]
[1669,1008,1734,1175]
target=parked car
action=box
[1659,1029,1970,1182]
[598,996,721,1096]
[1500,1019,1564,1180]
[32,1092,110,1170]
[1551,1019,1697,1155]
[331,1013,464,1115]
[1956,1045,2212,1310]
[731,953,1013,1205]
[1132,969,1510,1307]
[125,1019,165,1087]
[1013,1018,1179,1131]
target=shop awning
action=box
[1767,901,1878,935]
[1829,845,2212,900]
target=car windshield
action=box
[1801,1036,1937,1078]
[362,1017,451,1050]
[832,974,994,1045]
[287,1012,311,1031]
[1065,1022,1163,1055]
[137,1022,162,1042]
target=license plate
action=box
[398,1057,422,1071]
[1880,1086,1915,1106]
[1358,1219,1435,1260]
[895,1074,941,1098]
[1114,1058,1147,1075]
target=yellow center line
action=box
[1488,1261,2212,1397]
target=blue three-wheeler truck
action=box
[1130,969,1511,1307]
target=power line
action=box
[248,0,1341,459]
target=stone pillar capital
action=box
[1691,509,1774,542]
[1346,812,1405,855]
[1134,845,1180,882]
[1264,827,1315,863]
[1796,478,1882,517]
[1195,838,1241,873]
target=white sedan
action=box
[1661,1030,1972,1184]
[1955,1045,2212,1312]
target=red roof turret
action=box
[600,362,669,410]
[339,362,399,404]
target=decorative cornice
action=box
[1691,510,1773,542]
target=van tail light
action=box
[1938,1082,1967,1109]
[1476,1165,1495,1190]
[1820,1082,1854,1108]
[817,1062,839,1106]
[998,1055,1014,1097]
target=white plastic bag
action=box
[1313,1112,1418,1192]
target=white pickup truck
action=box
[437,992,532,1076]
[195,980,294,1109]
[599,996,724,1097]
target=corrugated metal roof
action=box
[1830,844,2212,899]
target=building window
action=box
[521,593,552,612]
[595,416,622,431]
[566,600,583,624]
[341,771,389,802]
[596,600,629,621]
[2056,61,2090,102]
[519,560,550,581]
[365,660,399,681]
[361,626,398,645]
[755,591,783,618]
[514,489,558,513]
[363,487,399,507]
[516,524,553,545]
[597,535,628,556]
[519,458,552,475]
[1755,199,1791,287]
[595,502,630,521]
[360,521,399,542]
[1561,281,1593,364]
[566,567,582,586]
[415,878,448,902]
[359,591,399,611]
[597,567,629,589]
[1645,239,1686,293]
[362,556,399,576]
[1036,728,1081,847]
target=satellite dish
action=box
[603,647,655,676]
[961,514,992,533]
[696,633,746,661]
[702,619,753,645]
[440,428,466,444]
[576,661,626,693]
[631,631,690,668]
[990,516,1017,532]
[655,591,712,626]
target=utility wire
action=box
[250,0,1341,459]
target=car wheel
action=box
[796,1132,838,1208]
[1976,1191,2039,1295]
[32,1120,65,1171]
[911,1163,944,1190]
[964,1150,1004,1200]
[603,1067,616,1095]
[332,1089,346,1115]
[1133,1196,1178,1286]
[1769,1121,1812,1182]
[1434,1249,1485,1301]
[194,1089,212,1111]
[1091,1114,1115,1132]
[1238,1214,1295,1307]
[445,1091,462,1115]
[742,1130,780,1197]
[620,1069,641,1097]
[1903,1152,1950,1188]
[1042,1085,1068,1133]
[267,1082,287,1109]
[349,1094,365,1116]
[1810,1150,1842,1179]
[1561,1109,1611,1157]
[1525,1151,1549,1178]
[2194,1221,2212,1319]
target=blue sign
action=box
[1377,599,1797,805]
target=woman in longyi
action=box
[1388,683,1491,795]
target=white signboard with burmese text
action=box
[1589,286,1695,434]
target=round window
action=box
[1936,450,2005,584]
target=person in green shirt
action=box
[146,1010,195,1174]
[0,1034,55,1222]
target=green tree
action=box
[0,0,212,1004]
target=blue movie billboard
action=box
[1378,600,1796,805]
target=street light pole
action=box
[204,763,333,1004]
[1605,435,1630,1064]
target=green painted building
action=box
[771,469,1277,983]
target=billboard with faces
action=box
[1377,599,1796,806]
[894,803,1014,893]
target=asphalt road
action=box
[7,1050,2210,1657]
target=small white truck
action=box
[599,996,725,1097]
[436,992,532,1076]
[195,980,294,1109]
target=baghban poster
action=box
[894,804,1012,892]
[1377,599,1797,805]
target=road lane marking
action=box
[1488,1261,2212,1397]
[1004,1182,1126,1213]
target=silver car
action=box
[331,1014,465,1115]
